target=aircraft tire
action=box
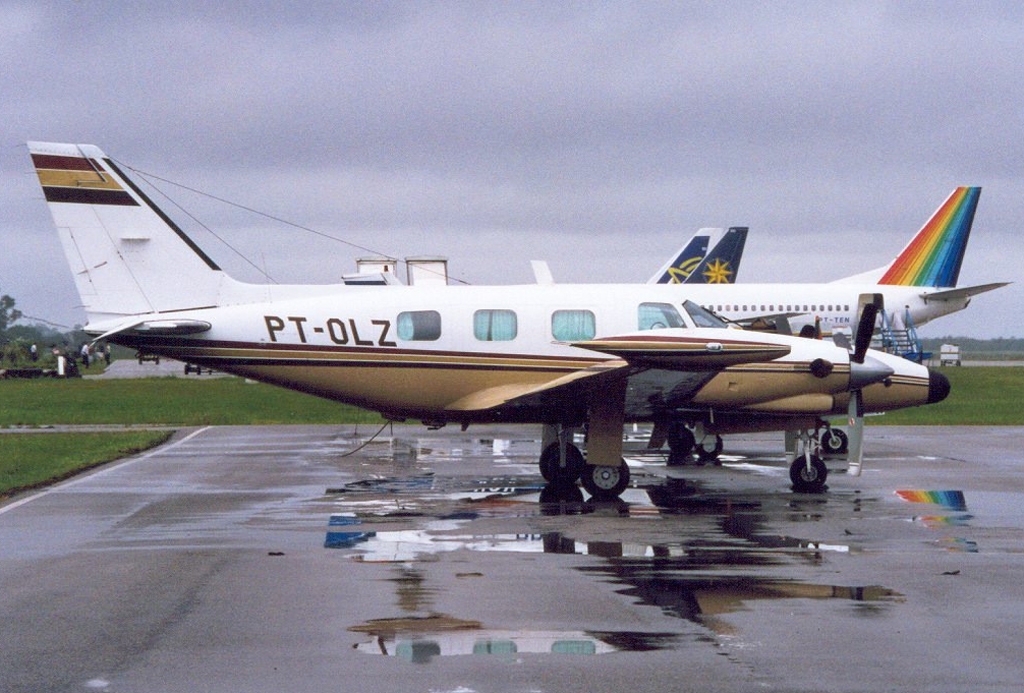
[539,481,585,506]
[581,461,630,499]
[695,434,724,465]
[820,428,849,455]
[539,443,585,483]
[666,422,695,456]
[790,455,828,493]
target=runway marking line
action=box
[0,426,212,516]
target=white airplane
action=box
[678,187,1007,338]
[28,141,951,496]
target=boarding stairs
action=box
[873,307,930,363]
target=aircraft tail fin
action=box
[28,142,232,325]
[684,226,747,284]
[648,228,719,284]
[836,187,981,287]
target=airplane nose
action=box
[927,368,951,404]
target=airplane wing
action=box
[567,332,790,369]
[921,282,1009,302]
[444,331,791,412]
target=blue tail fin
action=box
[649,229,719,284]
[685,227,747,284]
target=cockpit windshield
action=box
[683,300,730,328]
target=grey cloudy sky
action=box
[2,1,1020,337]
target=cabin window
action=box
[552,310,596,341]
[638,302,685,330]
[474,309,518,341]
[396,310,441,341]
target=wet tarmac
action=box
[1,424,1023,692]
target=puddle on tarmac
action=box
[576,559,902,635]
[349,619,681,662]
[331,438,906,660]
[349,565,683,661]
[893,488,979,551]
[346,534,900,661]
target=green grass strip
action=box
[870,366,1024,425]
[0,377,384,426]
[0,431,173,497]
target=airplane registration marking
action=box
[264,315,396,347]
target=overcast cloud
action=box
[2,1,1020,337]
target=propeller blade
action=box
[852,293,884,364]
[846,389,865,476]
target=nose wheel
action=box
[789,454,828,493]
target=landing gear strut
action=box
[788,430,828,492]
[665,422,695,466]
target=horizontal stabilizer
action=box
[569,332,791,369]
[90,318,212,343]
[920,282,1009,302]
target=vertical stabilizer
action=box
[878,187,980,287]
[649,228,720,284]
[29,142,230,324]
[684,226,747,284]
[835,187,981,286]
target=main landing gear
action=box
[665,421,723,466]
[538,425,631,500]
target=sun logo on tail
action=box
[665,256,704,283]
[702,259,734,283]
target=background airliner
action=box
[680,187,1007,338]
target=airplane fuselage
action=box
[680,283,965,335]
[97,282,938,428]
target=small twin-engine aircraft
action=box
[28,142,950,497]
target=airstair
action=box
[874,306,930,363]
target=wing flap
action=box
[445,361,628,411]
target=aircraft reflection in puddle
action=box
[345,530,898,661]
[350,618,680,662]
[348,565,681,662]
[574,554,902,635]
[894,489,977,552]
[333,472,901,661]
